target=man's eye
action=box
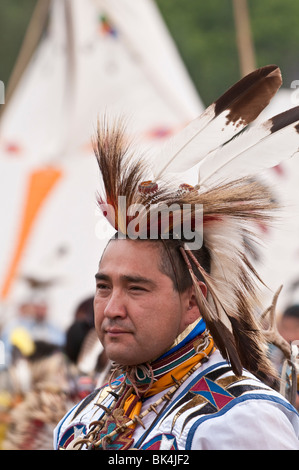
[97,283,109,290]
[129,285,147,292]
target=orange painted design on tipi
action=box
[1,167,62,299]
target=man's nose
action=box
[103,290,127,318]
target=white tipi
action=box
[0,0,204,330]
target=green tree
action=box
[0,0,37,87]
[156,0,299,104]
[0,0,298,106]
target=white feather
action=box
[152,105,241,179]
[150,65,282,180]
[197,113,299,187]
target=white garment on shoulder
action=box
[53,350,299,450]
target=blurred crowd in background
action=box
[0,290,298,450]
[0,294,111,450]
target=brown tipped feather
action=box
[152,65,282,178]
[215,64,282,125]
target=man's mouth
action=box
[105,327,130,336]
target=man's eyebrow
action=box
[121,275,157,287]
[94,272,157,287]
[95,272,110,281]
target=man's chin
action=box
[106,347,150,367]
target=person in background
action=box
[278,305,299,345]
[276,305,299,410]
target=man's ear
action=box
[185,281,207,325]
[197,281,207,298]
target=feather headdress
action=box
[93,65,299,385]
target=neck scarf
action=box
[121,324,215,422]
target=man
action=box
[54,237,299,450]
[54,65,299,449]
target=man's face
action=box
[94,239,198,365]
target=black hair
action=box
[283,304,299,320]
[157,239,211,293]
[107,235,211,293]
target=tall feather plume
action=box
[152,65,282,178]
[93,117,147,234]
